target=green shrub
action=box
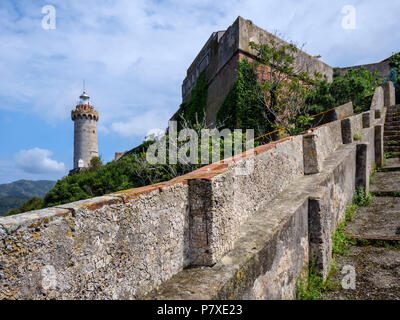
[353,188,373,207]
[217,58,273,137]
[306,67,382,116]
[296,257,338,300]
[178,71,208,129]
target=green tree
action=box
[89,156,103,171]
[248,36,317,135]
[5,196,44,216]
[177,71,208,129]
[330,67,381,113]
[217,59,273,136]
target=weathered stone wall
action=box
[237,17,333,82]
[339,59,391,80]
[0,183,190,299]
[0,85,390,300]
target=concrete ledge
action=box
[148,184,310,300]
[0,207,71,232]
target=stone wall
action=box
[339,58,391,80]
[0,85,392,300]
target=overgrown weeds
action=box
[353,188,373,207]
[296,257,339,300]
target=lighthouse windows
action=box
[78,159,84,168]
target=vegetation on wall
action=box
[389,52,400,103]
[217,59,273,136]
[307,67,382,115]
[177,71,208,129]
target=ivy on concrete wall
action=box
[178,71,208,128]
[216,59,274,136]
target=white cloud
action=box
[15,148,66,174]
[111,109,170,139]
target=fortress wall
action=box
[150,86,388,300]
[0,85,390,300]
[0,183,190,299]
[182,16,334,126]
[237,17,333,82]
[189,135,305,266]
[73,118,99,168]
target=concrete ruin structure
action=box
[71,91,99,170]
[173,16,333,126]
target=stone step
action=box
[384,136,400,142]
[386,104,400,111]
[384,143,400,149]
[345,197,400,240]
[384,142,400,148]
[322,246,400,300]
[386,110,400,115]
[383,130,400,137]
[386,152,400,158]
[386,113,400,117]
[386,117,400,123]
[370,171,400,196]
[385,125,400,131]
[384,146,400,152]
[386,109,400,114]
[385,113,400,118]
[380,158,400,172]
[385,119,400,125]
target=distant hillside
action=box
[0,180,56,216]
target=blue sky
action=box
[0,0,399,183]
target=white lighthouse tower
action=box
[71,89,99,170]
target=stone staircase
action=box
[384,105,400,158]
[323,159,400,300]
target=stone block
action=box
[362,112,371,128]
[383,81,395,107]
[341,118,352,144]
[188,179,213,266]
[303,134,321,174]
[374,125,384,168]
[334,102,353,120]
[308,187,332,281]
[355,143,369,193]
[370,86,384,110]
